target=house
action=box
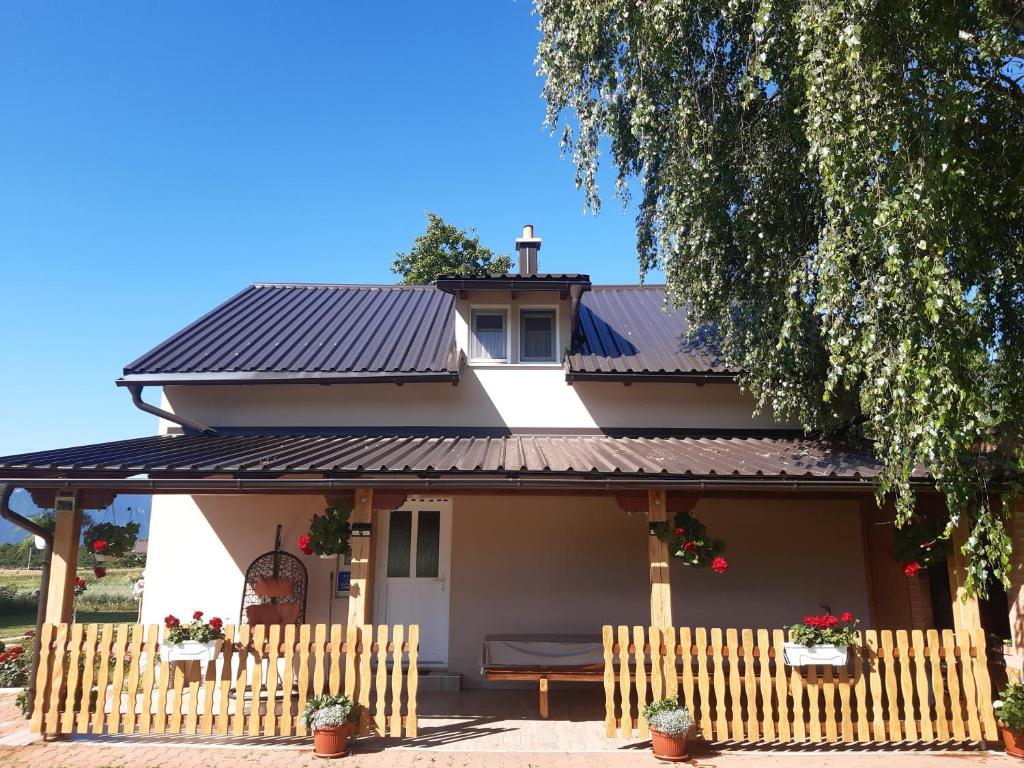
[0,225,1011,745]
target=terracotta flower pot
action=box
[1001,724,1024,758]
[313,723,352,758]
[650,729,688,762]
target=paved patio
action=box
[1,690,1019,767]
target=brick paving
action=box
[1,692,1020,768]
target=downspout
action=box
[569,284,586,345]
[126,383,217,435]
[0,483,52,718]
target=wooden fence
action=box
[30,623,419,739]
[603,625,998,745]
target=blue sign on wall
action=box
[336,568,351,597]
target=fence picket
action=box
[360,624,373,736]
[710,628,727,740]
[247,624,266,736]
[879,631,902,741]
[837,660,853,742]
[926,629,949,741]
[822,665,837,742]
[852,633,869,742]
[806,666,821,742]
[75,624,98,735]
[910,630,932,741]
[124,624,145,735]
[389,625,404,738]
[217,625,236,736]
[895,631,917,741]
[108,624,130,734]
[279,624,295,736]
[741,629,758,742]
[694,628,712,738]
[648,626,664,704]
[772,629,791,742]
[725,628,742,740]
[602,626,616,737]
[634,626,649,739]
[329,624,343,696]
[756,629,776,742]
[60,623,84,734]
[294,624,310,736]
[672,626,687,708]
[375,624,388,736]
[406,625,419,737]
[232,624,250,736]
[969,628,998,739]
[956,630,982,742]
[264,624,281,736]
[30,623,54,734]
[617,625,632,737]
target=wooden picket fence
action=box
[30,623,419,739]
[603,625,998,745]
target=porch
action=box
[0,431,1018,754]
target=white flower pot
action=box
[161,640,219,665]
[783,642,848,666]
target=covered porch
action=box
[0,430,1012,749]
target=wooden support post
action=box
[1007,501,1024,682]
[44,491,81,624]
[647,488,673,628]
[347,487,374,626]
[948,517,981,633]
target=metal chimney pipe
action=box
[514,224,541,276]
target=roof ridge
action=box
[250,282,439,290]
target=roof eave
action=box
[116,370,461,387]
[564,370,739,384]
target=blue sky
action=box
[0,2,655,455]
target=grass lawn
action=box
[0,567,142,639]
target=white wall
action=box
[144,492,870,685]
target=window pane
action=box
[471,311,506,360]
[387,510,411,577]
[521,310,555,361]
[415,510,441,578]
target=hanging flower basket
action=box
[892,516,951,577]
[298,501,353,558]
[653,510,728,573]
[84,522,140,561]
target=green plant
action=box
[892,517,951,576]
[788,612,859,647]
[642,698,694,737]
[391,211,512,284]
[84,522,140,558]
[302,693,357,730]
[654,510,728,573]
[299,502,353,557]
[15,689,29,719]
[0,642,31,687]
[996,683,1024,731]
[163,611,225,644]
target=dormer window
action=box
[520,309,557,363]
[470,309,508,363]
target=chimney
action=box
[514,224,541,276]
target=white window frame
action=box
[469,306,511,364]
[518,305,560,365]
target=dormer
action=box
[434,226,591,368]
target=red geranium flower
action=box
[298,534,313,555]
[903,561,921,577]
[75,577,86,588]
[193,610,204,620]
[9,646,23,655]
[711,556,728,574]
[840,611,854,623]
[164,614,180,628]
[92,539,109,554]
[683,540,696,552]
[209,617,223,631]
[675,527,685,536]
[94,566,106,578]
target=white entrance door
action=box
[374,499,452,667]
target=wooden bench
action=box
[483,664,605,719]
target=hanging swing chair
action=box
[239,524,308,626]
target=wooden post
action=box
[947,517,981,633]
[1007,500,1024,682]
[347,487,374,626]
[648,488,673,628]
[45,491,82,624]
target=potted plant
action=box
[84,521,140,562]
[996,682,1024,757]
[653,510,729,574]
[303,693,358,758]
[784,611,859,666]
[161,611,225,664]
[298,501,353,559]
[642,698,694,761]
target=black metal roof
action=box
[434,273,591,295]
[120,284,461,385]
[566,286,740,380]
[0,431,910,482]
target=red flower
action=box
[193,610,204,620]
[675,527,685,536]
[93,566,107,578]
[92,539,109,554]
[9,646,23,655]
[683,540,696,552]
[903,561,921,577]
[164,614,180,628]
[209,617,223,631]
[711,556,728,574]
[298,534,313,555]
[74,577,86,588]
[840,611,854,623]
